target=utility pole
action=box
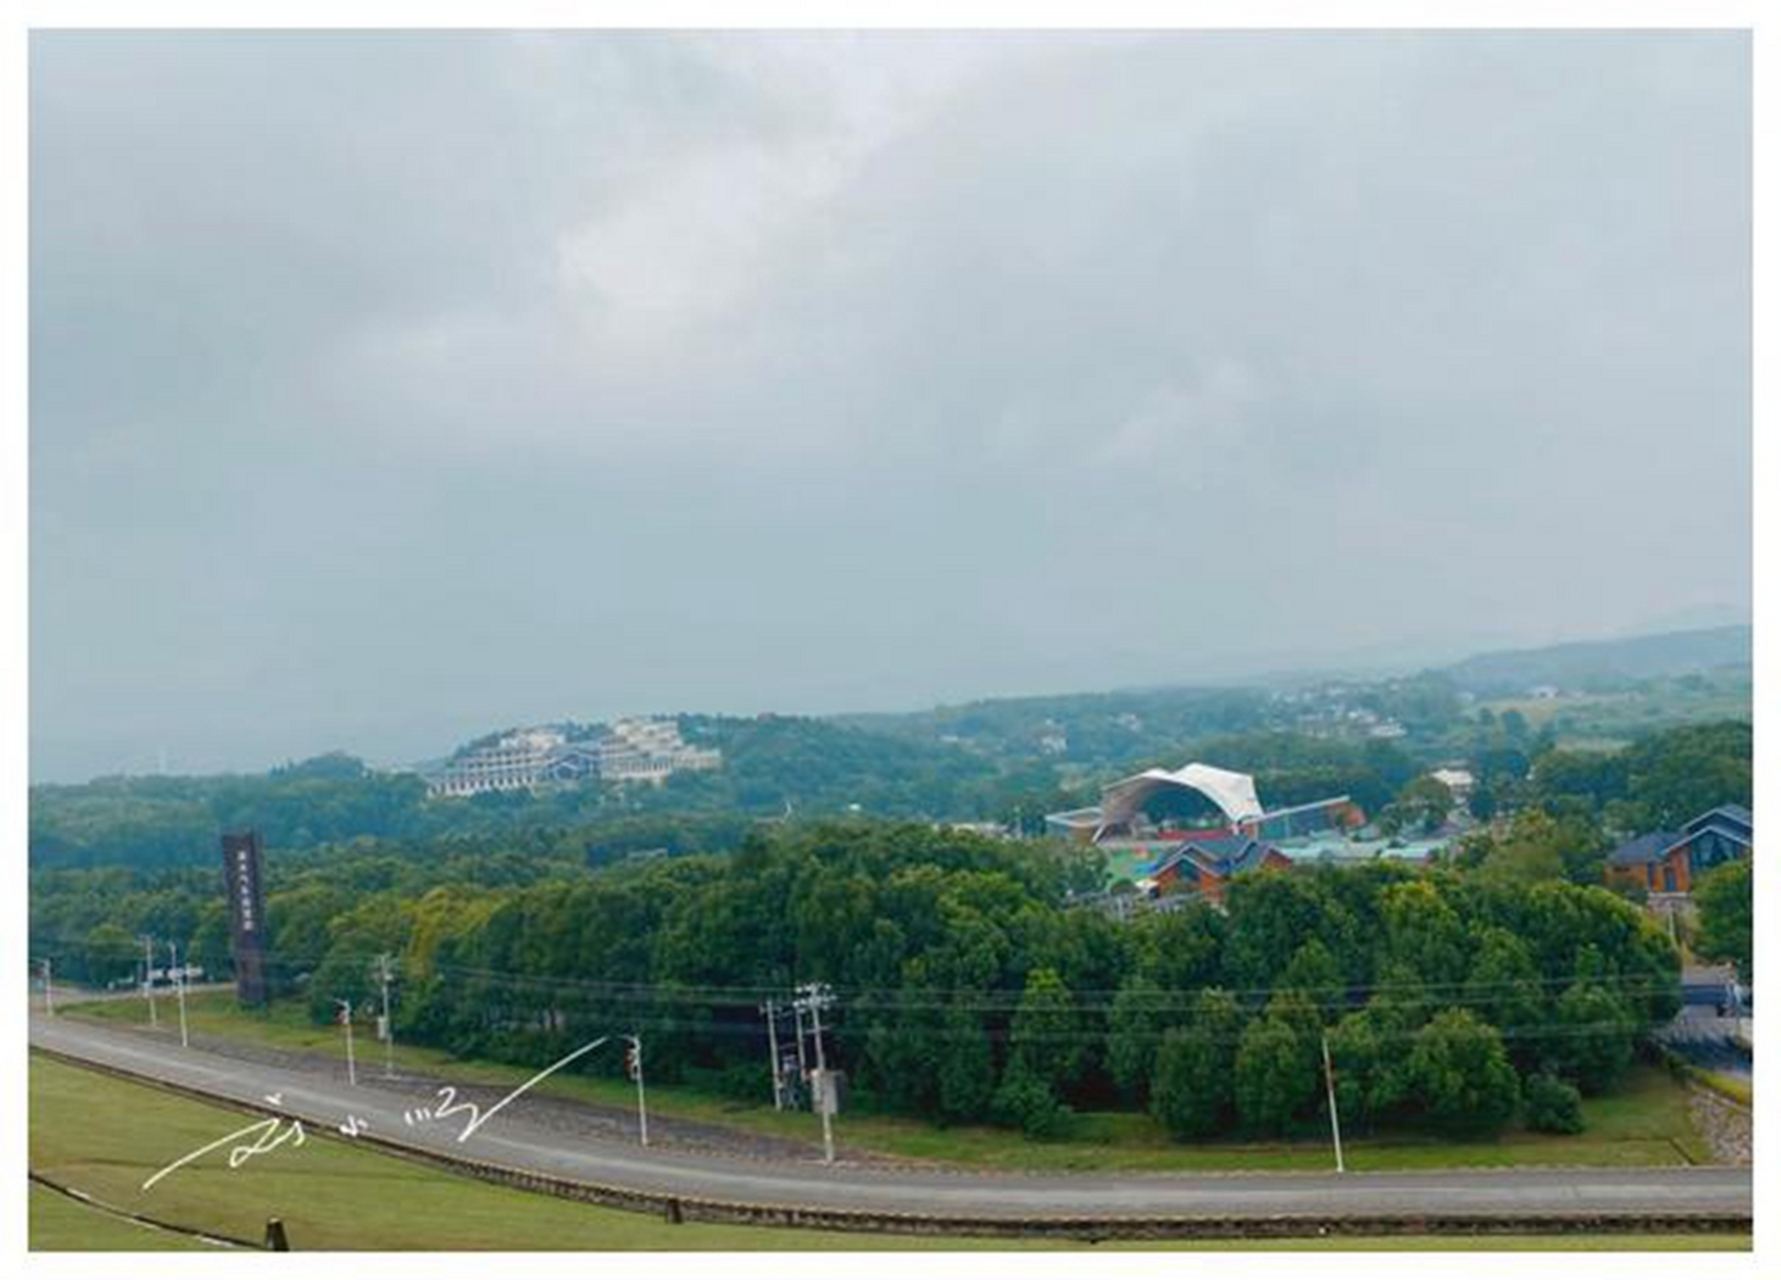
[1320,1032,1345,1174]
[39,959,54,1017]
[762,1000,785,1110]
[169,942,189,1048]
[625,1035,650,1147]
[141,936,158,1029]
[375,953,396,1078]
[792,1000,809,1103]
[795,982,836,1165]
[335,998,357,1087]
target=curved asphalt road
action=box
[29,1014,1751,1224]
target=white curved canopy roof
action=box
[1099,762,1263,830]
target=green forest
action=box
[30,824,1692,1144]
[31,718,1428,870]
[28,714,1751,1146]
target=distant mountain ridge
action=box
[1438,625,1751,697]
[31,624,1751,791]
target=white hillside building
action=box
[427,727,576,797]
[598,718,722,784]
[427,717,722,798]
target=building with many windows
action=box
[425,718,721,797]
[426,727,579,797]
[597,718,723,785]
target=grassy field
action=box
[28,1053,1032,1251]
[27,1055,1748,1252]
[30,1184,219,1252]
[68,991,1713,1173]
[1478,677,1750,749]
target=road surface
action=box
[29,1013,1751,1229]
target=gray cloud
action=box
[30,30,1750,780]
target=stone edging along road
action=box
[29,1018,1752,1243]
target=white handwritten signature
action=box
[141,1116,307,1191]
[142,1035,612,1190]
[406,1035,610,1142]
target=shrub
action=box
[1149,989,1242,1139]
[1546,983,1637,1094]
[1234,1014,1318,1136]
[1522,1072,1584,1134]
[994,1062,1070,1140]
[1403,1008,1520,1135]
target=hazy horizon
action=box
[30,31,1751,783]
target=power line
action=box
[409,963,1685,1017]
[417,959,1682,1004]
[397,1012,1665,1049]
[24,929,1682,1039]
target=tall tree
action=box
[1008,967,1086,1097]
[1693,858,1752,981]
[1106,976,1165,1103]
[1403,1008,1520,1134]
[1234,1010,1318,1136]
[1149,988,1242,1139]
[936,997,996,1122]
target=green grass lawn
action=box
[66,992,1714,1174]
[28,1055,1746,1252]
[30,1184,220,1251]
[28,1053,1022,1251]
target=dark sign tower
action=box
[220,830,270,1006]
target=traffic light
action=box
[624,1041,641,1081]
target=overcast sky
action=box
[30,30,1750,781]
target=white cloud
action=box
[28,31,1751,779]
[1098,362,1262,470]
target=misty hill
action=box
[29,624,1752,871]
[838,686,1274,769]
[837,626,1751,765]
[1439,625,1751,697]
[27,716,1006,871]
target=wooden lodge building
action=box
[1605,803,1752,908]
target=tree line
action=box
[35,820,1682,1144]
[27,721,1428,871]
[304,825,1685,1142]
